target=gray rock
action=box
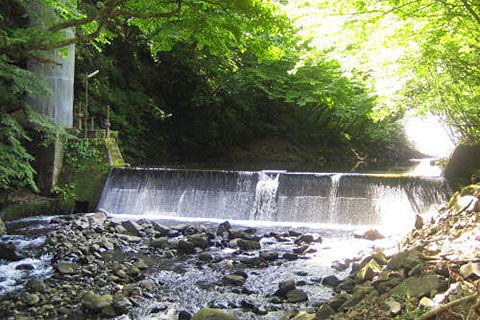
[286,289,308,303]
[316,304,335,319]
[221,275,246,286]
[356,259,381,282]
[293,245,309,255]
[327,293,351,311]
[121,220,142,236]
[150,237,169,249]
[152,221,170,235]
[191,308,238,320]
[275,279,296,298]
[118,234,142,243]
[237,239,261,251]
[383,299,402,315]
[54,263,77,274]
[354,229,385,240]
[113,294,132,313]
[459,262,480,280]
[321,275,340,287]
[82,291,113,310]
[387,250,423,273]
[26,279,46,292]
[217,221,232,236]
[240,257,267,267]
[283,252,299,260]
[390,274,448,298]
[189,234,210,249]
[259,251,278,261]
[0,243,22,261]
[22,293,40,305]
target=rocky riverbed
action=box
[1,184,480,320]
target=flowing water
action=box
[98,167,448,235]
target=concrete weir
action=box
[97,168,449,231]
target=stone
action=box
[283,252,299,260]
[221,275,246,286]
[326,294,351,311]
[82,291,113,311]
[118,234,142,243]
[199,253,213,261]
[26,279,46,292]
[54,263,77,274]
[419,297,436,308]
[217,221,232,236]
[0,218,6,235]
[387,250,423,273]
[189,234,210,249]
[356,259,381,282]
[286,289,308,303]
[22,293,40,305]
[16,264,34,270]
[179,310,192,320]
[454,196,480,213]
[290,311,316,320]
[0,243,22,261]
[321,275,340,287]
[152,221,170,235]
[315,304,335,320]
[237,239,260,251]
[275,279,296,298]
[177,240,196,254]
[383,299,401,315]
[259,251,278,261]
[191,308,238,320]
[371,251,388,265]
[354,229,385,240]
[337,278,356,293]
[112,294,132,313]
[459,262,480,280]
[415,214,424,229]
[150,237,168,249]
[121,220,142,236]
[240,257,267,267]
[391,274,448,298]
[293,245,309,255]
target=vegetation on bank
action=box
[1,0,480,192]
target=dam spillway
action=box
[97,167,449,230]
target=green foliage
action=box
[0,114,38,192]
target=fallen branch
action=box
[415,294,478,320]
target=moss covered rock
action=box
[191,308,238,320]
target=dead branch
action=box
[415,294,478,320]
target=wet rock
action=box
[419,297,436,308]
[178,310,192,320]
[118,234,142,243]
[321,275,340,287]
[189,234,210,249]
[316,304,335,319]
[283,252,299,260]
[459,262,480,280]
[454,195,480,213]
[150,237,168,249]
[289,230,302,237]
[82,291,113,311]
[275,279,296,298]
[259,251,278,261]
[354,229,385,241]
[199,252,213,261]
[252,305,268,315]
[237,239,260,251]
[191,308,238,320]
[293,245,309,255]
[228,228,244,239]
[339,285,376,310]
[287,289,308,303]
[217,221,232,236]
[221,274,246,286]
[177,240,196,254]
[16,264,34,270]
[54,263,77,274]
[240,257,267,267]
[121,220,143,236]
[371,250,388,265]
[415,214,424,229]
[391,274,448,298]
[0,243,22,261]
[337,278,356,293]
[372,273,402,294]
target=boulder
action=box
[121,220,142,236]
[444,143,480,187]
[275,279,296,298]
[152,222,170,236]
[286,289,308,303]
[459,262,480,280]
[259,251,278,261]
[82,291,113,311]
[321,275,340,287]
[315,304,335,320]
[0,243,22,261]
[326,293,351,311]
[221,275,246,286]
[191,308,238,320]
[217,221,232,236]
[383,299,402,315]
[189,234,210,249]
[390,274,448,298]
[150,237,168,249]
[387,250,423,273]
[237,239,260,251]
[354,229,385,241]
[54,263,77,274]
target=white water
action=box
[251,172,280,221]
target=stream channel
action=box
[0,161,450,319]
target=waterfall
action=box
[251,171,280,221]
[97,168,449,229]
